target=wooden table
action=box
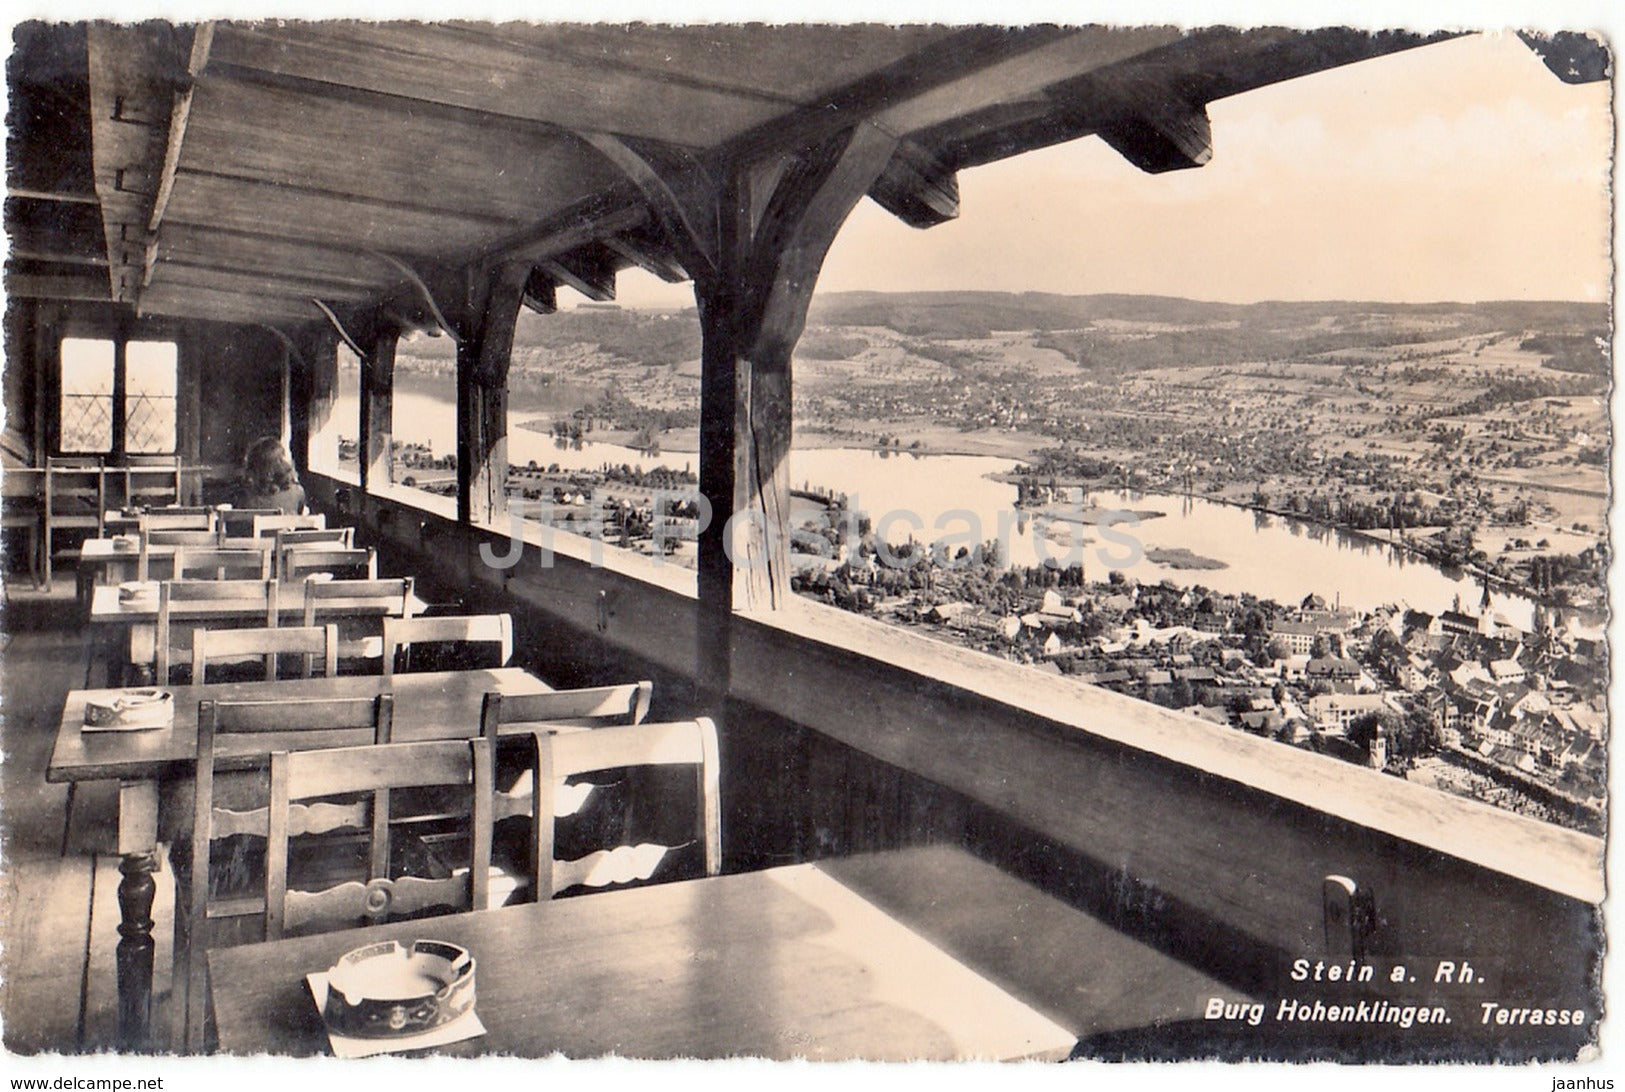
[78,536,263,587]
[207,847,1080,1061]
[47,666,551,1051]
[86,584,428,685]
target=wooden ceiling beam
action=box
[204,23,787,148]
[538,246,617,303]
[6,187,101,205]
[4,273,113,301]
[603,232,689,284]
[86,23,180,305]
[1097,97,1213,174]
[173,166,524,230]
[521,269,557,315]
[7,249,112,268]
[153,256,376,300]
[867,141,959,229]
[137,278,320,322]
[159,172,518,257]
[465,30,1102,281]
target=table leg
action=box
[116,852,158,1051]
[93,626,125,689]
[116,780,161,1051]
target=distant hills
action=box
[504,292,1607,375]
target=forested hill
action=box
[500,293,1608,375]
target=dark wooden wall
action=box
[0,300,284,485]
[190,323,285,490]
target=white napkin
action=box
[306,971,486,1058]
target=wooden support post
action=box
[455,263,527,527]
[589,125,898,702]
[278,342,292,449]
[360,325,396,492]
[182,343,203,502]
[303,337,338,475]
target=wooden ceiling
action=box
[12,22,1583,334]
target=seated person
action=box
[236,436,307,514]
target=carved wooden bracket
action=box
[310,298,368,361]
[365,249,464,344]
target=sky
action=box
[612,29,1613,308]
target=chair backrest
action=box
[281,545,376,584]
[265,737,493,940]
[121,456,183,509]
[137,527,220,580]
[146,528,219,546]
[525,718,720,900]
[383,613,513,676]
[137,507,213,532]
[44,457,106,525]
[183,694,394,1047]
[479,682,654,739]
[172,546,273,581]
[155,578,278,683]
[252,512,325,538]
[217,507,283,539]
[303,577,416,668]
[192,623,338,683]
[273,526,353,554]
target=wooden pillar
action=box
[32,304,50,462]
[360,326,395,492]
[278,341,292,449]
[301,336,337,475]
[455,263,526,527]
[110,336,129,459]
[673,126,899,701]
[180,336,203,502]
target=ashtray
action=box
[84,689,174,730]
[322,940,476,1040]
[111,534,139,552]
[117,580,159,603]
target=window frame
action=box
[54,334,180,457]
[56,336,117,455]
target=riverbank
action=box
[511,418,1051,461]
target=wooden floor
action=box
[1,578,178,1054]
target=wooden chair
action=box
[121,455,184,510]
[274,528,355,582]
[383,613,513,676]
[524,718,720,900]
[281,545,376,584]
[191,623,338,683]
[216,507,282,539]
[252,512,325,538]
[171,546,273,581]
[478,682,654,905]
[181,694,395,1049]
[302,576,415,670]
[265,737,494,940]
[154,578,278,684]
[43,457,105,590]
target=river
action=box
[334,380,1589,635]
